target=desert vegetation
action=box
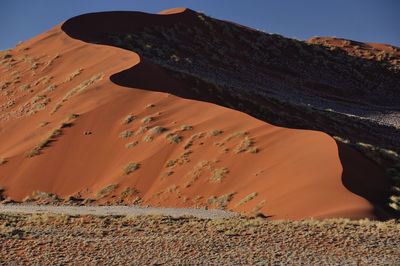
[0,213,399,264]
[122,162,140,175]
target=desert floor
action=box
[1,211,399,264]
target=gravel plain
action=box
[0,206,399,264]
[0,204,237,219]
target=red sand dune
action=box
[0,8,392,220]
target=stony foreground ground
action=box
[0,213,399,265]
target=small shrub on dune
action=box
[25,139,50,158]
[167,135,182,144]
[122,114,136,125]
[235,192,258,207]
[209,130,223,136]
[120,187,139,198]
[234,136,253,153]
[209,168,229,183]
[148,126,167,135]
[161,171,174,179]
[122,162,140,175]
[64,113,79,122]
[143,135,153,142]
[0,157,7,165]
[145,104,155,109]
[96,184,118,198]
[165,159,177,168]
[46,84,56,92]
[135,127,148,135]
[65,68,83,82]
[19,84,30,91]
[125,141,138,148]
[32,191,60,201]
[141,116,154,124]
[119,130,133,138]
[50,103,62,115]
[181,125,193,131]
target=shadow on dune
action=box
[336,142,395,219]
[61,10,396,220]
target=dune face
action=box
[0,8,396,220]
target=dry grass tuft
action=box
[181,125,193,131]
[183,132,203,149]
[250,200,266,216]
[166,184,178,192]
[120,187,139,198]
[225,132,247,141]
[165,159,177,168]
[209,130,223,136]
[142,135,153,142]
[119,131,133,138]
[235,192,258,207]
[50,103,62,115]
[135,127,148,135]
[125,141,138,148]
[96,184,118,198]
[64,113,79,122]
[65,68,83,82]
[122,162,140,175]
[148,126,167,135]
[234,136,253,153]
[141,116,154,124]
[161,171,174,179]
[122,114,136,125]
[32,191,59,201]
[209,168,229,183]
[0,157,7,165]
[45,84,56,92]
[168,135,182,144]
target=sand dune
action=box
[0,8,392,220]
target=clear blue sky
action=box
[1,0,399,50]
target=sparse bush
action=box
[125,141,138,148]
[145,104,155,109]
[165,159,177,167]
[119,131,133,138]
[122,114,136,125]
[65,68,83,82]
[225,132,247,141]
[149,126,166,135]
[248,147,259,153]
[161,171,174,179]
[19,84,30,91]
[120,187,138,198]
[46,84,56,92]
[96,184,118,198]
[168,135,182,144]
[143,135,153,142]
[234,136,253,153]
[141,116,154,124]
[209,168,229,183]
[64,113,79,122]
[0,157,7,165]
[235,192,258,207]
[122,162,140,175]
[181,125,193,131]
[32,191,59,201]
[135,127,148,135]
[50,103,62,114]
[209,130,223,136]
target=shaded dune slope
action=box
[0,8,392,219]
